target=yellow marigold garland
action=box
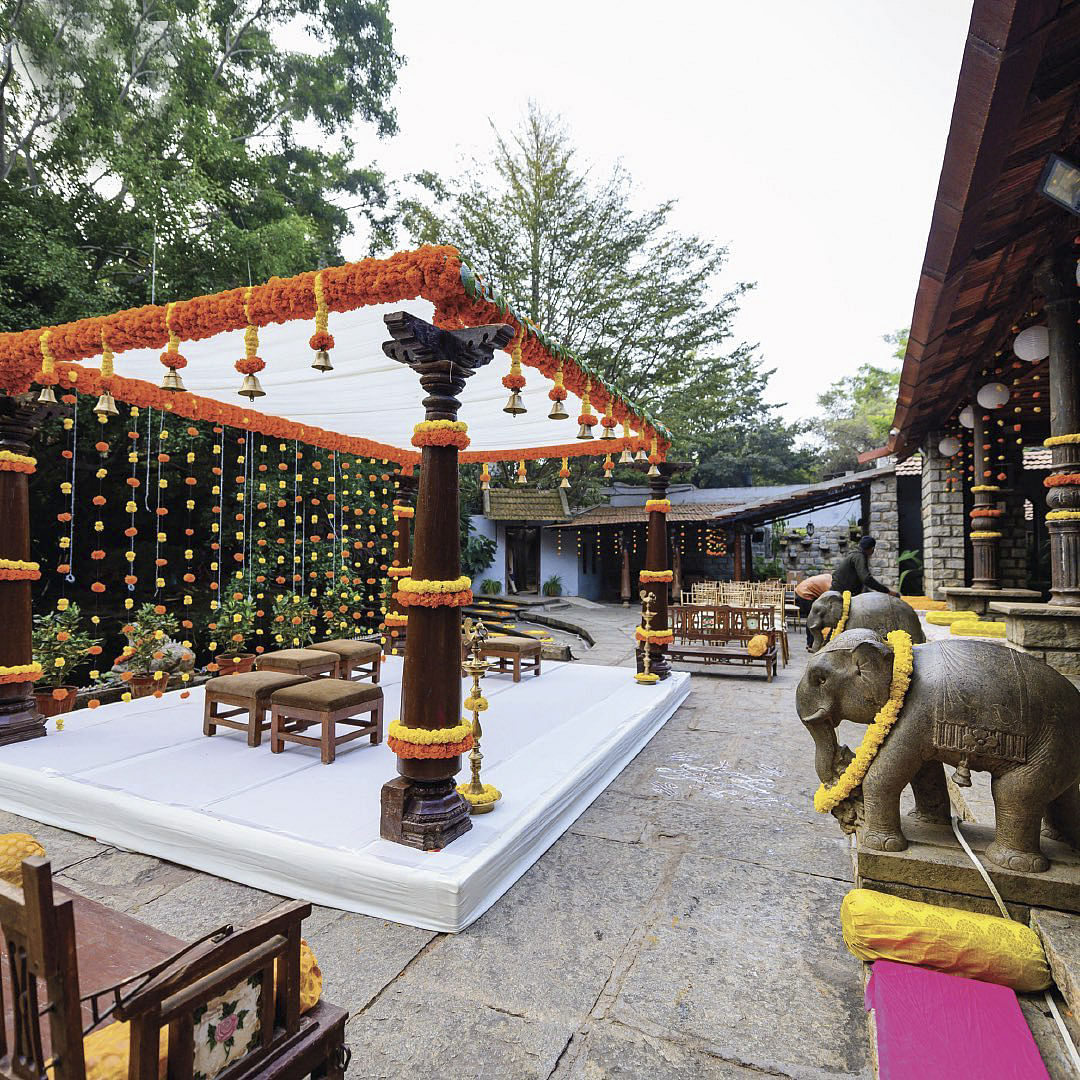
[412,420,469,449]
[383,612,408,626]
[397,574,472,594]
[0,559,40,581]
[814,630,913,814]
[387,720,472,744]
[0,451,36,473]
[394,573,474,608]
[639,569,674,583]
[463,692,488,712]
[386,565,413,578]
[644,499,672,513]
[392,505,415,519]
[457,783,501,806]
[0,663,43,685]
[1045,433,1080,447]
[635,626,674,643]
[969,530,1003,538]
[1046,510,1080,522]
[971,484,1000,493]
[823,591,852,641]
[634,672,659,684]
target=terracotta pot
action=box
[217,653,255,675]
[34,686,78,717]
[130,673,171,699]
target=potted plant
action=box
[271,593,315,648]
[115,603,182,698]
[542,574,563,597]
[848,517,861,541]
[32,603,101,717]
[212,591,257,674]
[480,578,502,596]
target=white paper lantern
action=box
[976,382,1010,409]
[938,436,961,456]
[959,405,975,429]
[1013,325,1050,363]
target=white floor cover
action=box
[0,660,688,932]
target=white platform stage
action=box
[0,659,689,932]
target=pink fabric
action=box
[866,960,1049,1079]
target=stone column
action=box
[0,395,49,746]
[921,433,966,598]
[1035,255,1080,606]
[997,437,1028,590]
[868,472,900,591]
[636,466,677,681]
[379,312,513,850]
[970,408,1001,588]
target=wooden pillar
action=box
[672,539,682,601]
[1036,255,1080,606]
[970,406,1000,588]
[636,464,685,681]
[733,526,744,581]
[0,396,48,746]
[619,530,631,606]
[379,312,513,850]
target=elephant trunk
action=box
[801,708,840,783]
[808,627,824,654]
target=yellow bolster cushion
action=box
[70,941,321,1080]
[925,610,978,625]
[841,888,1051,993]
[0,833,45,884]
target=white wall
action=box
[540,528,579,596]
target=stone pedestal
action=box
[989,601,1080,678]
[855,818,1080,920]
[943,586,1042,616]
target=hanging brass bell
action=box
[93,391,119,419]
[160,368,186,392]
[37,385,58,405]
[635,448,649,462]
[647,463,661,477]
[619,449,633,464]
[311,349,333,373]
[504,391,526,416]
[515,471,527,485]
[600,424,616,440]
[560,477,570,489]
[238,374,266,400]
[576,423,594,441]
[548,398,569,421]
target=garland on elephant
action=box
[813,630,914,814]
[821,591,852,642]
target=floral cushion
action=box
[78,1021,168,1080]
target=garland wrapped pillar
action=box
[1036,255,1080,606]
[619,530,631,606]
[0,395,49,746]
[379,311,513,850]
[969,407,1001,589]
[636,464,682,680]
[384,470,417,658]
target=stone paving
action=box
[1,605,876,1078]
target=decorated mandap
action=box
[0,245,688,930]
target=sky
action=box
[342,1,975,425]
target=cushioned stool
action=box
[464,635,542,682]
[203,670,310,747]
[309,638,382,682]
[256,648,338,679]
[270,678,383,764]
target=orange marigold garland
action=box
[0,451,36,473]
[640,569,673,583]
[411,420,469,450]
[0,663,43,685]
[549,360,568,402]
[236,288,265,376]
[160,302,187,371]
[970,507,1003,518]
[645,499,672,513]
[600,400,617,430]
[0,559,40,581]
[394,574,473,608]
[603,452,614,474]
[578,377,597,429]
[558,457,570,480]
[392,505,414,520]
[1045,473,1080,487]
[503,329,526,391]
[309,270,335,354]
[635,627,674,644]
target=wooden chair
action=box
[0,856,349,1080]
[203,671,311,748]
[270,679,383,764]
[307,639,381,683]
[256,650,338,680]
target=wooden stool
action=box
[202,670,310,747]
[256,648,338,679]
[270,679,383,764]
[465,635,542,682]
[309,638,381,682]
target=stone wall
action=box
[780,524,858,579]
[869,473,900,590]
[921,435,966,598]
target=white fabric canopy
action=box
[73,299,597,458]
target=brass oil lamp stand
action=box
[458,617,502,813]
[635,589,659,685]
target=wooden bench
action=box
[270,678,383,764]
[256,649,338,680]
[462,636,542,682]
[667,605,778,681]
[308,639,381,683]
[0,856,349,1079]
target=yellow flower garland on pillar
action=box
[813,630,913,813]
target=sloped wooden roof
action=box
[483,488,570,522]
[549,503,738,528]
[892,0,1080,457]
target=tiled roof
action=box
[484,488,570,522]
[552,502,738,527]
[896,454,923,476]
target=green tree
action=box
[0,0,401,331]
[813,332,904,476]
[403,103,807,485]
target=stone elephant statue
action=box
[796,628,1080,873]
[806,590,924,653]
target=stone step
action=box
[1031,909,1080,1028]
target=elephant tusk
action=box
[800,707,831,725]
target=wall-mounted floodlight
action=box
[1038,154,1080,217]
